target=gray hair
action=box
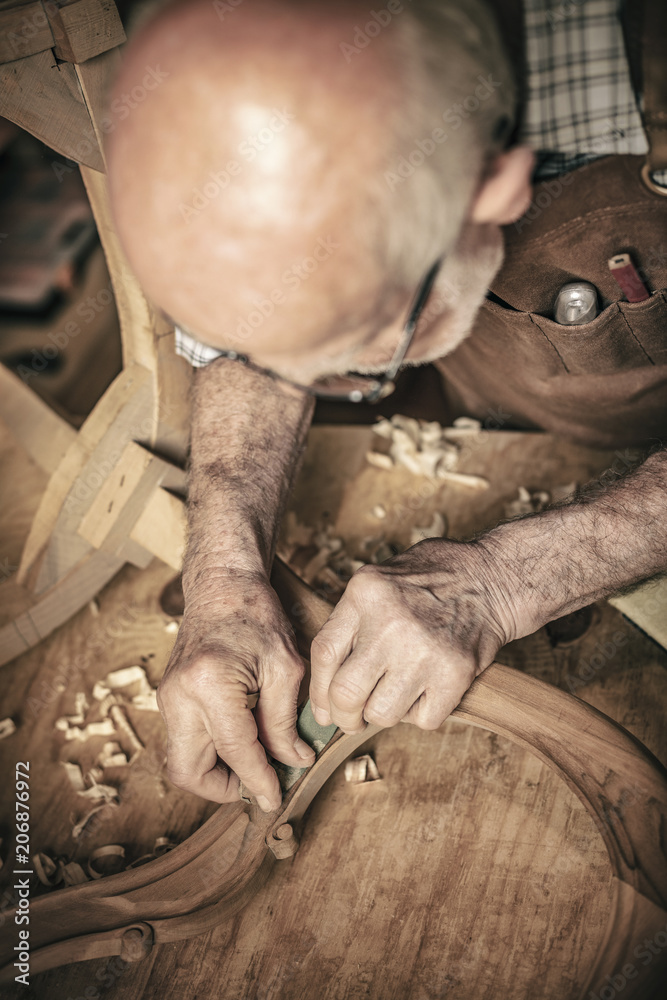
[365,0,516,288]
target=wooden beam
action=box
[0,48,104,171]
[0,2,54,64]
[44,0,125,64]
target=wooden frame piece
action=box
[0,562,665,999]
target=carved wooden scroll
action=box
[0,561,665,999]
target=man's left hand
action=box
[309,538,517,733]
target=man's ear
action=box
[470,146,535,225]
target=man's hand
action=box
[309,539,515,733]
[157,574,315,812]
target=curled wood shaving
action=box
[34,852,61,886]
[0,718,16,739]
[87,844,126,879]
[153,836,178,856]
[61,862,89,886]
[345,754,381,784]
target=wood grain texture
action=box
[44,0,125,64]
[0,2,54,64]
[1,561,665,1000]
[0,49,104,170]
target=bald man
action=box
[108,0,667,813]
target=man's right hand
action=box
[157,573,315,812]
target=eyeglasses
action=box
[178,257,442,403]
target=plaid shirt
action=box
[175,0,665,366]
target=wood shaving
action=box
[0,718,16,739]
[59,718,117,741]
[131,690,159,712]
[96,741,128,768]
[88,599,100,617]
[92,681,111,701]
[368,415,466,481]
[164,621,180,634]
[61,761,85,791]
[109,704,144,759]
[84,765,105,786]
[153,836,178,855]
[504,486,552,518]
[345,754,381,784]
[34,852,61,886]
[437,470,489,490]
[104,665,152,695]
[365,451,394,470]
[61,862,89,886]
[87,844,126,879]
[371,504,387,519]
[77,780,119,803]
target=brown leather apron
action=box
[436,0,667,450]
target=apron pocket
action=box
[526,295,666,375]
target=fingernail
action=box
[294,739,315,761]
[312,706,331,726]
[256,795,275,813]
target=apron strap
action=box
[623,0,667,177]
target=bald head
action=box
[107,0,514,376]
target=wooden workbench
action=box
[0,421,665,999]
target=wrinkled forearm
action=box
[183,359,314,603]
[480,449,667,640]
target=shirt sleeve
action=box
[174,326,226,368]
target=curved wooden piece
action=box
[1,562,665,998]
[0,13,191,669]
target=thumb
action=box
[254,652,315,768]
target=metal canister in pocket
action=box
[553,282,599,325]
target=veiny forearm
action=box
[481,449,667,639]
[184,359,314,601]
